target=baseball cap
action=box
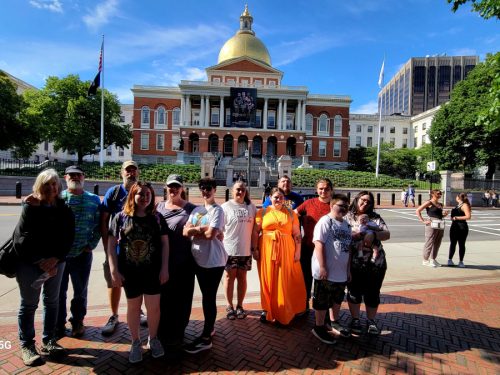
[166,174,184,186]
[65,165,84,175]
[121,160,138,170]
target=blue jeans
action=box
[57,251,93,328]
[17,261,66,347]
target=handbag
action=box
[0,237,18,278]
[430,219,445,230]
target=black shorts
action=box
[225,255,252,271]
[312,279,346,310]
[122,268,161,299]
[347,266,386,308]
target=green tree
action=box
[448,0,500,19]
[429,53,499,178]
[24,75,132,164]
[0,71,40,157]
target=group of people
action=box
[11,165,398,366]
[416,189,472,268]
[482,189,498,207]
[400,184,416,207]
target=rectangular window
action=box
[421,135,426,145]
[305,115,313,134]
[256,110,262,127]
[414,137,418,147]
[241,79,249,86]
[226,108,231,126]
[286,113,294,130]
[172,135,180,151]
[156,134,165,151]
[355,136,361,147]
[380,126,385,133]
[333,121,342,137]
[141,108,150,129]
[140,133,149,150]
[210,108,219,126]
[227,79,235,85]
[333,141,341,157]
[254,79,262,87]
[173,109,180,126]
[268,110,276,129]
[414,125,418,133]
[367,137,373,147]
[367,125,373,133]
[106,146,112,156]
[402,139,408,148]
[319,141,327,157]
[403,127,408,135]
[119,147,124,157]
[192,110,200,126]
[119,115,125,122]
[390,137,395,146]
[44,141,49,152]
[390,126,395,134]
[422,122,427,130]
[356,125,362,133]
[213,77,221,83]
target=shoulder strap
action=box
[108,185,122,212]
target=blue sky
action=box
[1,0,498,113]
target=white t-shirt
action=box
[312,215,352,282]
[221,200,256,257]
[188,204,228,268]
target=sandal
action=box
[236,306,246,319]
[226,306,236,320]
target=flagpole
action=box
[375,57,385,178]
[99,35,104,168]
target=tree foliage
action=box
[429,53,499,178]
[448,0,500,19]
[23,75,132,164]
[0,71,41,157]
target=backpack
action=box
[0,237,17,278]
[107,185,123,214]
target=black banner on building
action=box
[230,87,257,128]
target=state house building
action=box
[132,6,351,174]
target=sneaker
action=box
[71,321,85,338]
[458,261,466,268]
[235,306,247,319]
[101,314,119,336]
[184,336,212,354]
[40,339,66,358]
[21,344,44,366]
[147,337,164,359]
[430,259,441,267]
[367,319,380,336]
[129,339,143,364]
[350,318,363,335]
[330,320,351,338]
[447,259,455,266]
[422,260,430,266]
[260,311,268,323]
[311,326,336,344]
[140,310,148,327]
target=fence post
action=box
[347,192,351,202]
[418,194,422,206]
[376,193,381,206]
[186,187,189,202]
[15,181,22,199]
[391,193,395,206]
[163,187,167,201]
[225,188,230,202]
[93,184,99,196]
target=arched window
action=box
[318,114,329,134]
[223,135,234,156]
[155,106,166,129]
[333,115,342,136]
[252,136,262,156]
[208,134,219,153]
[141,106,150,128]
[305,113,313,134]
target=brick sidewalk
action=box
[0,283,498,374]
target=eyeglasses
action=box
[200,185,213,192]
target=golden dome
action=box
[217,5,271,66]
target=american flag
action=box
[88,41,103,96]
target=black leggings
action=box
[195,264,224,338]
[448,223,469,261]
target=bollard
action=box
[186,187,189,202]
[225,188,230,202]
[347,192,351,203]
[418,194,422,206]
[163,187,167,201]
[15,181,22,199]
[93,184,99,196]
[391,193,395,205]
[376,193,381,206]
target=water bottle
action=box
[31,272,50,289]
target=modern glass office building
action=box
[378,56,478,116]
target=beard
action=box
[124,177,137,190]
[67,180,84,191]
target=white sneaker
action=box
[447,259,455,266]
[422,260,430,266]
[458,261,465,268]
[430,259,441,267]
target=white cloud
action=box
[450,48,477,56]
[82,0,119,30]
[29,0,63,13]
[352,100,378,114]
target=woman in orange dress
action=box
[252,187,306,325]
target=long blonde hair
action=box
[32,168,62,201]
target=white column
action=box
[180,95,185,126]
[302,99,306,131]
[263,98,268,130]
[219,96,224,127]
[200,95,205,127]
[277,99,282,130]
[282,99,288,130]
[205,96,210,127]
[186,95,191,126]
[296,101,301,131]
